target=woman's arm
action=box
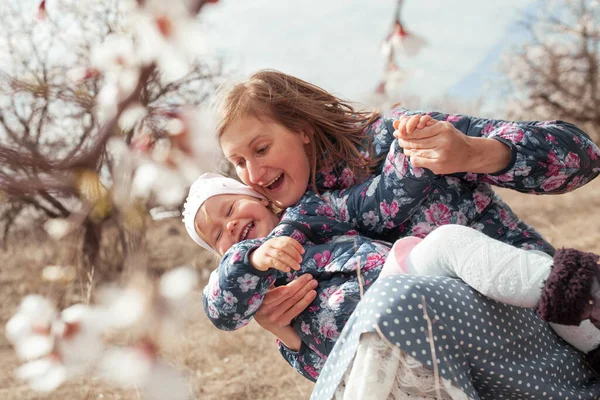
[390,108,600,193]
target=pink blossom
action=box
[446,115,460,122]
[587,146,600,160]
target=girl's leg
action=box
[403,224,553,308]
[399,224,600,354]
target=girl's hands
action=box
[250,237,304,273]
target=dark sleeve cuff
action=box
[489,136,517,176]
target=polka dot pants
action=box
[312,276,600,400]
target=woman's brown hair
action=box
[214,69,381,193]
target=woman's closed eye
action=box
[256,145,268,155]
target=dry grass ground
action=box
[1,179,600,400]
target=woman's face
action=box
[220,115,311,209]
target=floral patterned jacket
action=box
[203,139,435,381]
[317,107,600,254]
[204,107,600,381]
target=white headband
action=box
[182,173,265,254]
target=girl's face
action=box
[220,115,311,209]
[195,194,280,256]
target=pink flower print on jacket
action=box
[314,250,332,268]
[247,293,263,315]
[303,365,320,380]
[363,253,385,272]
[222,290,238,306]
[206,303,219,319]
[317,312,340,340]
[321,169,337,188]
[542,173,568,192]
[301,321,311,335]
[412,222,434,238]
[446,114,461,122]
[362,211,380,228]
[316,203,336,218]
[473,191,491,213]
[498,125,525,143]
[338,167,356,188]
[237,273,260,292]
[380,199,399,219]
[425,203,451,225]
[289,230,306,243]
[564,152,581,169]
[206,272,221,300]
[566,175,584,190]
[499,208,518,230]
[327,288,345,310]
[546,134,558,144]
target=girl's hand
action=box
[392,117,511,174]
[254,273,318,329]
[250,237,305,273]
[393,114,437,137]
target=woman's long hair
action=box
[214,69,381,192]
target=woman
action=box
[209,69,600,396]
[213,68,599,331]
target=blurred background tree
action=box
[0,0,222,273]
[501,0,599,140]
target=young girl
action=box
[185,134,600,385]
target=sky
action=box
[202,0,535,106]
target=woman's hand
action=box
[254,273,318,331]
[250,237,304,273]
[393,116,511,174]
